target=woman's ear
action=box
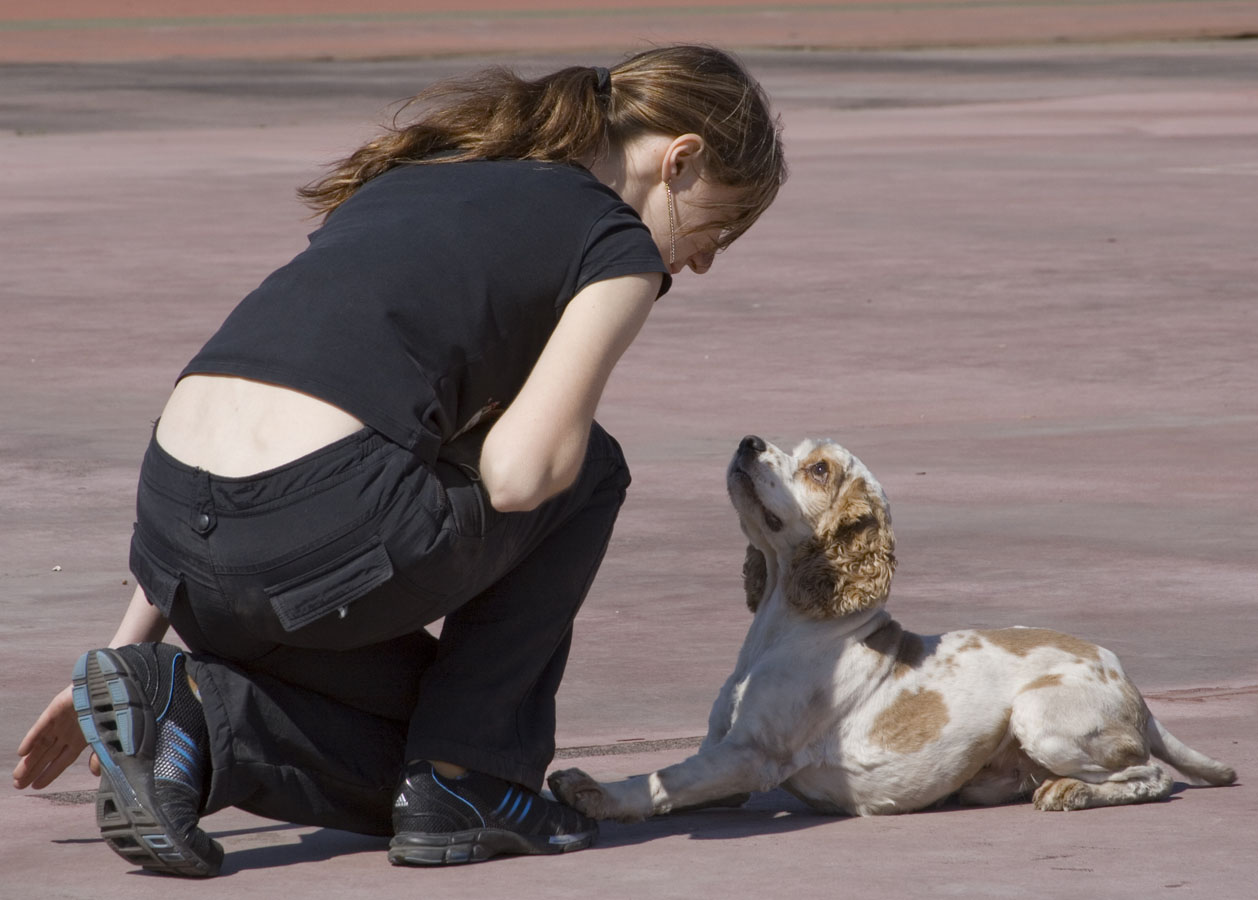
[659,133,705,184]
[743,545,767,613]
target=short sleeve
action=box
[570,204,672,312]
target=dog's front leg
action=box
[549,741,783,822]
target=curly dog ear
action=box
[785,478,896,619]
[743,545,767,612]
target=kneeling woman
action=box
[15,45,786,874]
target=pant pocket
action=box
[265,536,394,632]
[129,528,184,617]
[434,459,500,539]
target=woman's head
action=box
[300,45,786,260]
[600,46,785,253]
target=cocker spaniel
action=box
[549,435,1236,820]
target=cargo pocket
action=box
[434,458,500,539]
[129,530,183,618]
[265,536,394,633]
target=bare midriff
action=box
[155,374,366,477]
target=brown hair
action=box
[298,45,786,249]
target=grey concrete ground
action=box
[2,41,1257,898]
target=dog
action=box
[548,435,1236,821]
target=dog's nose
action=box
[739,435,766,455]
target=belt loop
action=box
[190,468,216,536]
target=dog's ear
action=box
[743,545,767,613]
[785,478,895,619]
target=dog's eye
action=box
[807,460,830,485]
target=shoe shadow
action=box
[214,826,389,875]
[55,822,388,876]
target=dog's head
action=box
[728,435,896,619]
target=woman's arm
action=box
[12,585,168,790]
[479,272,661,512]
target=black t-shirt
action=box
[182,160,671,464]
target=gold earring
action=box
[665,180,677,266]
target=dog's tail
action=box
[1146,714,1236,786]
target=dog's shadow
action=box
[592,780,1209,850]
[593,788,832,848]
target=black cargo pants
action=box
[128,423,630,836]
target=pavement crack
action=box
[555,736,704,759]
[1143,685,1258,702]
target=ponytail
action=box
[298,65,612,216]
[299,46,786,247]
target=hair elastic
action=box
[592,66,611,96]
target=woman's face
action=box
[600,131,749,277]
[649,177,744,277]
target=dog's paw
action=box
[547,768,618,820]
[548,768,650,822]
[1033,777,1092,811]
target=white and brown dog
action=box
[549,435,1236,820]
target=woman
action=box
[13,45,785,874]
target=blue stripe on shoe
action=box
[515,795,534,824]
[167,724,195,752]
[430,770,486,828]
[167,744,197,775]
[152,722,203,787]
[167,726,200,762]
[492,785,515,817]
[504,791,523,822]
[156,652,183,723]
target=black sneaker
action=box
[388,762,597,865]
[72,643,222,878]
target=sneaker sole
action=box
[387,827,596,866]
[72,649,223,878]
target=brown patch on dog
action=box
[955,634,983,654]
[743,545,767,613]
[1020,673,1064,692]
[798,447,844,491]
[1097,733,1151,771]
[870,687,949,755]
[1094,677,1152,770]
[979,628,1100,662]
[863,619,929,678]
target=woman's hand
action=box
[14,586,165,791]
[12,684,100,790]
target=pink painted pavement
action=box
[1,0,1256,62]
[2,4,1256,899]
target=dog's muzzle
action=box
[738,434,767,457]
[729,436,783,532]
